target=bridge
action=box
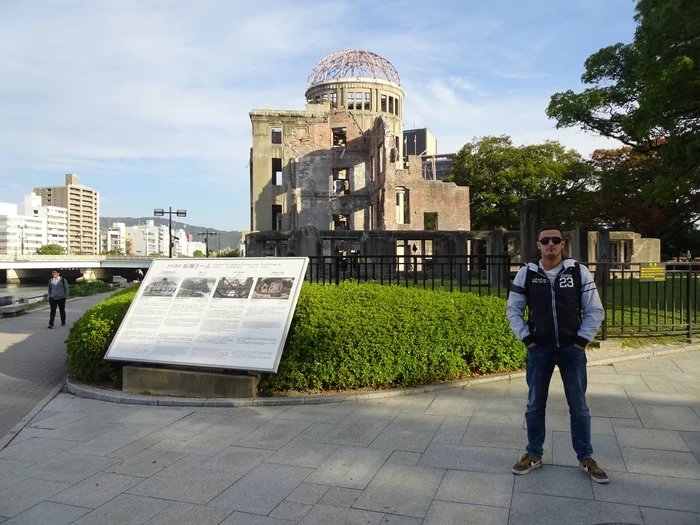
[0,255,156,284]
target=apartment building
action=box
[0,203,46,256]
[20,192,68,251]
[34,174,100,255]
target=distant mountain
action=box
[100,217,242,251]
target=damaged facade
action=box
[249,50,469,238]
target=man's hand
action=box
[573,344,584,350]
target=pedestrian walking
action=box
[136,268,144,282]
[507,226,608,483]
[47,269,69,329]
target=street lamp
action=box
[18,225,26,255]
[197,230,220,257]
[154,207,186,258]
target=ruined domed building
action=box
[247,50,470,256]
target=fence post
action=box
[687,263,693,343]
[601,262,608,341]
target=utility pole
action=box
[197,230,221,257]
[154,207,187,258]
[19,225,26,255]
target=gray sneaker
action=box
[512,453,542,475]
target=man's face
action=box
[52,271,59,278]
[537,229,565,259]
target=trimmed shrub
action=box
[70,281,113,297]
[65,286,138,384]
[259,281,524,394]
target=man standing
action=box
[507,226,608,483]
[48,269,69,329]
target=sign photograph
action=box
[104,257,309,373]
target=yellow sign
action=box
[640,262,666,282]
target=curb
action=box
[0,380,65,450]
[64,342,700,408]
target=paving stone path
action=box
[0,345,698,524]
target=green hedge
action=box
[65,286,139,384]
[259,282,524,394]
[70,281,113,297]
[65,281,525,393]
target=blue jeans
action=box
[525,344,593,461]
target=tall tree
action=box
[547,0,700,256]
[37,244,65,255]
[446,136,596,230]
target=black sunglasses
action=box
[539,237,562,245]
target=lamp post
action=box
[154,207,186,258]
[197,230,220,257]
[18,225,26,255]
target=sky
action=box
[0,0,638,231]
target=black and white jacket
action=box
[507,258,605,348]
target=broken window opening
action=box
[332,127,347,147]
[347,92,355,110]
[395,99,400,116]
[389,96,394,114]
[272,158,283,186]
[364,92,371,111]
[271,127,282,144]
[396,187,410,225]
[272,205,283,231]
[369,203,374,229]
[330,92,337,109]
[380,94,387,112]
[424,212,438,231]
[322,94,328,102]
[370,155,375,181]
[333,214,349,231]
[331,168,350,195]
[376,145,383,177]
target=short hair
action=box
[52,269,60,273]
[538,225,564,237]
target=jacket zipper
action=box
[539,266,567,348]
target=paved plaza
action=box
[1,300,700,524]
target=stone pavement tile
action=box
[468,405,524,428]
[102,423,166,441]
[643,377,684,393]
[354,464,444,518]
[424,392,478,417]
[423,501,509,525]
[269,501,313,522]
[2,501,89,525]
[286,483,330,505]
[42,394,93,413]
[143,502,231,525]
[48,472,142,508]
[298,504,384,525]
[275,403,359,424]
[319,417,391,447]
[266,440,338,468]
[476,397,525,413]
[369,393,437,414]
[149,413,228,441]
[18,451,117,484]
[627,390,699,407]
[513,464,593,499]
[586,393,638,418]
[368,428,434,453]
[200,446,274,475]
[350,404,401,420]
[460,425,526,449]
[592,471,700,513]
[641,507,700,525]
[235,419,311,450]
[120,407,193,426]
[510,491,643,525]
[0,472,26,492]
[107,436,162,460]
[202,419,259,438]
[0,478,71,518]
[305,446,390,489]
[615,357,684,375]
[209,463,313,514]
[680,431,700,461]
[290,423,335,443]
[6,427,55,445]
[150,433,240,456]
[589,372,646,386]
[635,404,700,431]
[378,515,423,524]
[318,487,362,507]
[71,494,171,525]
[673,381,700,395]
[28,411,86,430]
[615,427,690,451]
[435,470,514,507]
[127,466,241,504]
[0,459,32,475]
[621,447,700,479]
[418,443,519,473]
[611,417,644,429]
[226,407,290,424]
[0,437,78,462]
[671,354,700,373]
[107,448,186,477]
[388,414,445,433]
[462,381,509,398]
[431,417,470,445]
[386,451,421,466]
[70,435,134,457]
[551,431,626,472]
[45,419,119,442]
[220,512,295,525]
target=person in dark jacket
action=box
[47,269,69,328]
[507,226,608,483]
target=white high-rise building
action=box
[100,222,126,254]
[126,220,171,256]
[0,203,47,256]
[19,193,68,251]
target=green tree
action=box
[445,136,596,230]
[547,0,700,255]
[37,244,65,255]
[192,249,204,257]
[219,248,241,257]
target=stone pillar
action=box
[487,230,510,288]
[594,229,611,289]
[520,199,541,263]
[569,226,589,262]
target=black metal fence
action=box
[304,255,699,341]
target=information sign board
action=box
[104,257,309,373]
[640,262,666,282]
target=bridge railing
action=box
[0,255,156,261]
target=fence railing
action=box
[304,255,699,341]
